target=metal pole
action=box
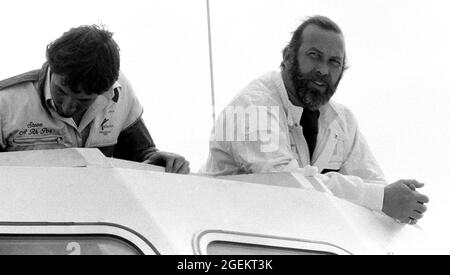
[206,0,216,125]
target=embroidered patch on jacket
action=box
[17,121,59,137]
[99,117,114,136]
[11,121,64,147]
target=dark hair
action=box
[46,24,120,95]
[281,15,348,71]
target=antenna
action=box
[206,0,216,125]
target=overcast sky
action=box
[1,0,449,242]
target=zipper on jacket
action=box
[13,136,63,145]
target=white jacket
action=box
[0,66,143,152]
[202,71,387,211]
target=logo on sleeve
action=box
[99,118,114,136]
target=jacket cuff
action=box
[361,183,385,212]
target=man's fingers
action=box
[171,158,185,174]
[165,157,175,173]
[384,181,430,224]
[415,203,428,214]
[399,218,411,224]
[178,162,190,175]
[409,211,424,221]
[145,153,163,164]
[403,180,425,190]
[143,152,191,174]
[170,159,190,174]
[415,193,430,204]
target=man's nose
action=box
[315,63,329,77]
[61,98,79,113]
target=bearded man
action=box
[201,16,429,224]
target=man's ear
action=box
[282,46,289,62]
[282,46,294,68]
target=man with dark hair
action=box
[202,16,429,224]
[0,25,190,174]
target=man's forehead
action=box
[51,73,97,99]
[51,73,64,84]
[299,24,345,57]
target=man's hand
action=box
[143,151,190,174]
[382,180,429,224]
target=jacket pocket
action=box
[12,135,63,146]
[326,138,345,169]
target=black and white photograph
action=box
[0,0,448,258]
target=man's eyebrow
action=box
[308,47,343,60]
[308,47,324,55]
[330,56,343,61]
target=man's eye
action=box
[330,60,341,67]
[80,97,97,103]
[308,52,319,58]
[57,88,65,95]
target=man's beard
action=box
[287,60,338,111]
